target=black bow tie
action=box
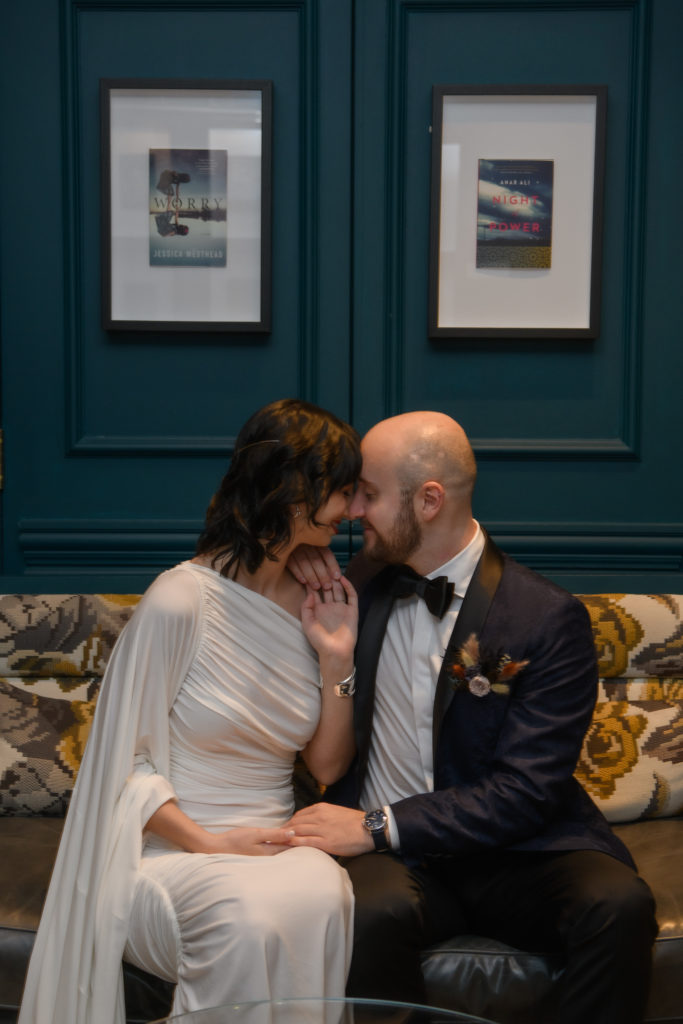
[392,567,455,619]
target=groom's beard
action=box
[363,495,422,565]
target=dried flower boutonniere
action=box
[447,633,529,698]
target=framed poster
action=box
[429,85,607,338]
[101,78,272,332]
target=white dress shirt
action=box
[360,522,485,848]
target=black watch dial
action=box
[363,809,389,851]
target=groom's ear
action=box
[416,480,445,522]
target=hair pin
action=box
[234,439,281,457]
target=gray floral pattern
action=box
[0,595,140,815]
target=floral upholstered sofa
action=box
[1,592,682,1024]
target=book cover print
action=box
[476,159,554,269]
[149,148,228,267]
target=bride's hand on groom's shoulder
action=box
[288,544,342,590]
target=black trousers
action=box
[341,848,657,1024]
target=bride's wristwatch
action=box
[362,808,390,851]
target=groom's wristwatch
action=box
[362,808,390,852]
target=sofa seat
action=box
[2,817,682,1024]
[422,817,683,1024]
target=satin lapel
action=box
[432,534,505,757]
[353,566,399,794]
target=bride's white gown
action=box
[18,562,353,1024]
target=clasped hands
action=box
[285,802,374,857]
[196,804,372,858]
[173,801,373,857]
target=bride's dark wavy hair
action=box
[196,399,361,577]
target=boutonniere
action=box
[447,633,529,698]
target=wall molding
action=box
[384,0,651,459]
[349,519,683,574]
[12,518,683,589]
[71,435,238,454]
[19,518,355,570]
[471,437,636,460]
[60,0,324,456]
[486,522,683,573]
[19,519,200,570]
[16,513,683,582]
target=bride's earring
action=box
[294,505,301,518]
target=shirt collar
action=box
[427,521,484,599]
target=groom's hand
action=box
[286,803,374,857]
[288,544,342,591]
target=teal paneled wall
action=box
[1,0,681,592]
[0,0,354,590]
[351,0,682,592]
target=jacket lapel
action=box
[353,566,400,795]
[432,534,505,757]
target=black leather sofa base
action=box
[0,818,173,1024]
[422,818,683,1024]
[2,817,682,1024]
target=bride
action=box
[19,399,361,1024]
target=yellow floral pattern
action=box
[576,701,648,800]
[58,698,98,777]
[579,595,643,677]
[577,678,683,821]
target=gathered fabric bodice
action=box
[155,562,322,833]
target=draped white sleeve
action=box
[18,567,203,1024]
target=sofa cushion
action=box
[575,677,683,823]
[578,594,683,680]
[422,934,563,1024]
[576,595,683,824]
[0,595,140,817]
[0,676,100,815]
[613,817,683,1023]
[0,594,141,679]
[421,817,683,1024]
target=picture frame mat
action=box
[103,80,271,331]
[432,89,605,336]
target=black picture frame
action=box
[428,85,607,339]
[101,78,272,333]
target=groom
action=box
[288,410,657,1023]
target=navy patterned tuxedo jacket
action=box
[328,531,634,869]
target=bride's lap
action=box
[124,845,353,989]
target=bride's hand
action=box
[146,801,295,856]
[287,544,342,591]
[300,575,358,663]
[204,826,295,856]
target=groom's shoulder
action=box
[495,544,588,621]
